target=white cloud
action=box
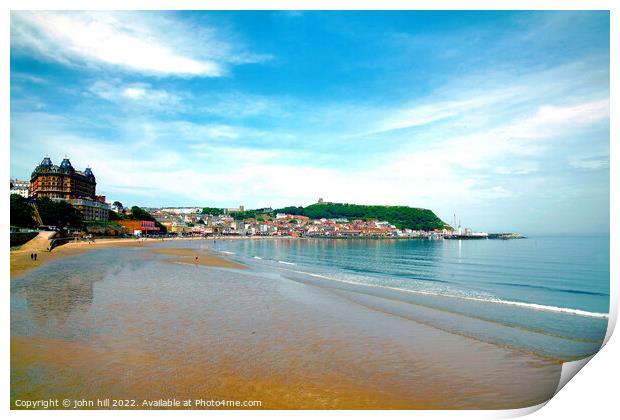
[374,106,458,132]
[86,81,291,118]
[362,59,609,140]
[493,163,539,175]
[87,80,182,111]
[122,87,146,99]
[369,91,517,135]
[143,121,242,141]
[11,11,266,77]
[11,73,48,84]
[338,95,609,213]
[197,92,288,118]
[508,99,609,139]
[568,155,609,170]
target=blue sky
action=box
[10,11,609,234]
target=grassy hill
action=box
[274,202,450,231]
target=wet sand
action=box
[150,247,247,270]
[10,236,219,278]
[11,335,413,409]
[10,241,563,409]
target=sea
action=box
[210,235,610,361]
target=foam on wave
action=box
[289,269,608,319]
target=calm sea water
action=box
[211,235,610,361]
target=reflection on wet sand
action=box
[11,244,562,409]
[18,272,100,327]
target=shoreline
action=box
[10,236,225,278]
[9,234,444,278]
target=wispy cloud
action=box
[87,80,183,111]
[195,92,290,119]
[10,11,268,77]
[11,72,48,84]
[568,155,610,170]
[367,93,517,135]
[508,99,609,139]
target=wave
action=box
[346,266,454,284]
[493,281,609,297]
[278,260,296,265]
[288,269,609,319]
[253,256,263,260]
[220,251,235,255]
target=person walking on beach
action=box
[30,253,34,260]
[33,253,37,261]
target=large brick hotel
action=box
[29,156,110,221]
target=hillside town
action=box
[145,207,453,238]
[11,156,490,240]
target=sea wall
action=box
[10,232,39,247]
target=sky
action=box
[10,11,610,234]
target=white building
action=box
[51,197,110,221]
[162,207,202,214]
[225,205,245,213]
[10,179,29,198]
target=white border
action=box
[3,1,617,419]
[1,0,617,11]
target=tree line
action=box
[10,194,167,233]
[10,195,83,229]
[273,203,449,230]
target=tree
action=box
[202,207,224,216]
[272,202,449,230]
[35,197,83,228]
[131,206,155,221]
[129,206,167,234]
[232,210,257,220]
[10,194,35,228]
[108,210,125,220]
[112,201,123,209]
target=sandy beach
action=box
[149,247,247,270]
[10,237,563,409]
[10,236,219,278]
